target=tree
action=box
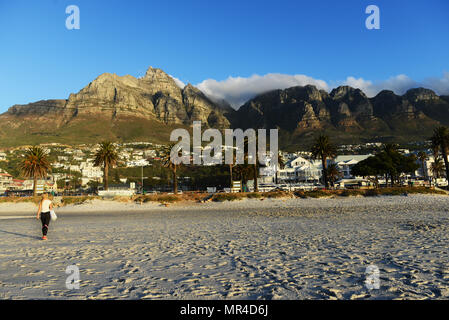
[87,180,100,192]
[275,154,285,185]
[19,146,51,196]
[311,134,337,188]
[351,155,386,188]
[431,157,445,179]
[224,145,236,189]
[161,143,183,194]
[430,126,449,182]
[351,149,418,187]
[417,151,428,179]
[94,141,118,191]
[327,163,342,187]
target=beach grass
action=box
[0,187,445,207]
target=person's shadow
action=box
[0,229,42,240]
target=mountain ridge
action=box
[1,67,448,148]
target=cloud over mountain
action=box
[193,72,449,109]
[196,73,329,109]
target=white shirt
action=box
[41,199,52,212]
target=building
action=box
[0,172,13,192]
[276,154,372,184]
[334,155,372,179]
[277,156,322,183]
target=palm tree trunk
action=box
[104,162,109,190]
[33,176,37,197]
[173,165,178,194]
[229,164,233,188]
[441,146,449,183]
[421,160,427,179]
[321,157,328,188]
[253,164,258,192]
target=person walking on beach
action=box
[37,193,53,240]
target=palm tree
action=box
[252,162,259,192]
[311,134,337,188]
[417,151,428,179]
[19,146,51,196]
[431,157,445,179]
[275,154,285,185]
[161,143,183,194]
[327,163,342,187]
[383,143,398,155]
[224,146,236,189]
[431,126,449,182]
[94,141,118,191]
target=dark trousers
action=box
[40,212,51,236]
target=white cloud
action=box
[196,73,329,108]
[423,72,449,95]
[341,74,418,97]
[170,72,449,109]
[168,75,186,88]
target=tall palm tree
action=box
[19,146,51,196]
[252,162,259,192]
[311,134,337,188]
[431,126,449,182]
[275,154,285,185]
[383,143,399,155]
[224,146,236,189]
[327,162,342,187]
[161,143,183,194]
[94,141,118,191]
[417,151,428,179]
[431,157,445,179]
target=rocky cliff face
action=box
[0,67,233,146]
[233,85,448,145]
[4,67,231,128]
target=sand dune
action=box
[0,194,448,300]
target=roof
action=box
[334,155,372,164]
[0,173,12,177]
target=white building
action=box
[126,159,150,167]
[80,162,103,180]
[0,172,13,192]
[334,155,372,179]
[278,156,322,183]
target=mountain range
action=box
[1,67,448,149]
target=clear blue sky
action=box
[0,0,448,111]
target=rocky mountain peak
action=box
[405,87,438,102]
[330,86,367,100]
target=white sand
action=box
[0,194,448,300]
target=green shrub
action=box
[364,189,380,197]
[61,196,96,206]
[246,192,262,199]
[340,189,363,197]
[212,193,242,202]
[265,190,291,198]
[302,190,331,198]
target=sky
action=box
[0,0,448,110]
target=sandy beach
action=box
[1,194,449,300]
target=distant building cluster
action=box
[0,140,447,194]
[0,142,163,194]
